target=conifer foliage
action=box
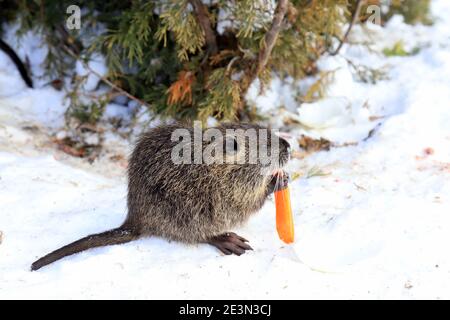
[0,0,431,124]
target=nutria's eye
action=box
[224,137,238,154]
[279,137,290,151]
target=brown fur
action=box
[31,123,289,270]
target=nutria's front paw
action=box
[207,232,253,256]
[267,172,289,194]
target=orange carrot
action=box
[274,185,295,244]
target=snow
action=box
[2,23,50,88]
[0,50,28,96]
[0,88,67,130]
[75,53,107,91]
[102,103,131,122]
[1,1,450,299]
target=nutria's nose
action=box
[280,137,291,151]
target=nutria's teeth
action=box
[32,122,282,269]
[271,168,284,176]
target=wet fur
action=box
[31,123,289,270]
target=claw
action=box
[207,232,253,256]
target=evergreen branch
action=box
[62,44,151,109]
[252,0,289,80]
[330,0,364,56]
[188,0,218,55]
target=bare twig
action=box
[330,0,364,56]
[56,25,83,55]
[236,0,288,115]
[188,0,218,56]
[62,45,151,108]
[252,0,289,79]
[0,38,33,88]
[226,56,240,75]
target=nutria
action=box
[31,122,290,271]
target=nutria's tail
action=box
[31,227,139,271]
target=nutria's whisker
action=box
[31,122,290,270]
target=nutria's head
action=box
[199,122,291,210]
[170,122,290,176]
[210,122,290,172]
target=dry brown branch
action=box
[236,0,289,114]
[62,44,151,109]
[252,0,289,79]
[330,0,365,56]
[188,0,218,55]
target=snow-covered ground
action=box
[1,1,450,299]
